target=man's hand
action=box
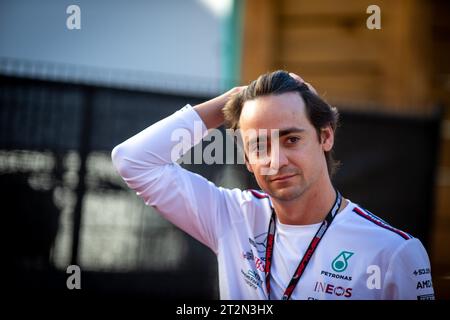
[194,86,247,130]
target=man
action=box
[111,70,434,300]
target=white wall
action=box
[0,0,224,95]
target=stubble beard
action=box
[265,174,309,202]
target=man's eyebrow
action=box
[247,127,306,146]
[279,127,305,137]
[278,127,306,137]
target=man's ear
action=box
[320,126,334,152]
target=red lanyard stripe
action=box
[264,222,276,294]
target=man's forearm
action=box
[193,95,226,130]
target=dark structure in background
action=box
[0,74,441,298]
[2,172,60,269]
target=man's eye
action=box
[287,137,300,144]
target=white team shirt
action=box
[112,105,434,300]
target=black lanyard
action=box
[264,190,342,300]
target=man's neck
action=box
[271,178,345,225]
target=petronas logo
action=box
[332,251,354,273]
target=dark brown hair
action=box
[223,70,340,176]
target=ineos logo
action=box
[314,281,352,298]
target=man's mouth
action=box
[270,174,297,182]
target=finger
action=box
[227,86,246,99]
[289,72,318,94]
[304,82,317,95]
[289,72,304,83]
[235,86,247,94]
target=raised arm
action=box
[111,87,247,253]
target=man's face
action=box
[239,92,333,202]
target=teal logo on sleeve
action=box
[332,251,354,272]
